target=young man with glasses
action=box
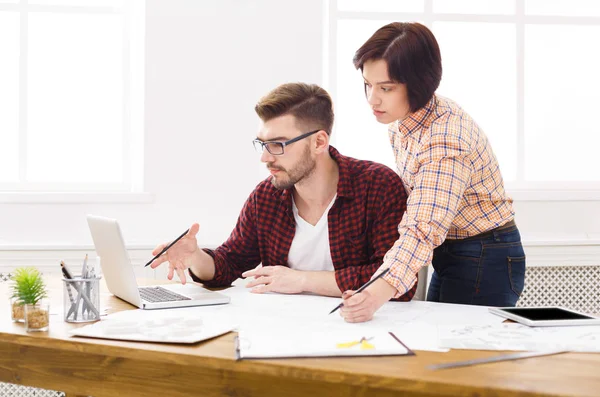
[150,83,416,300]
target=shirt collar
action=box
[329,145,354,199]
[397,95,437,137]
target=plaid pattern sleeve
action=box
[381,96,514,297]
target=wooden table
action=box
[1,278,599,397]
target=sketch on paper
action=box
[439,323,600,352]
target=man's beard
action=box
[269,146,316,190]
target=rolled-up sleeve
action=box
[381,126,473,296]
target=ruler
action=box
[428,350,568,370]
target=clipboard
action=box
[235,330,415,360]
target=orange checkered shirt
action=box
[380,95,514,297]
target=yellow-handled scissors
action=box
[336,337,374,350]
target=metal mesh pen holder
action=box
[63,276,101,322]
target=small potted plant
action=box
[10,267,50,332]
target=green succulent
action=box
[10,267,48,305]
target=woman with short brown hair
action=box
[340,22,526,323]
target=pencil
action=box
[60,261,75,305]
[329,268,391,314]
[144,228,190,267]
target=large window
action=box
[328,0,600,199]
[0,0,144,195]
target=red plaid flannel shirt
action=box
[190,146,416,299]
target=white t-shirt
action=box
[287,195,337,272]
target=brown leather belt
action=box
[448,219,516,241]
[473,219,516,239]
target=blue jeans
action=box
[426,222,526,307]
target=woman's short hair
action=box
[254,83,334,135]
[353,22,442,112]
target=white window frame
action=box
[326,0,600,201]
[0,0,147,203]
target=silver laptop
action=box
[86,215,230,310]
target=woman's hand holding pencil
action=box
[338,268,398,323]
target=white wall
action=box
[0,0,324,249]
[515,200,600,240]
[0,0,599,256]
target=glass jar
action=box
[10,296,25,323]
[63,276,101,323]
[25,301,50,332]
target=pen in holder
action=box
[63,275,101,323]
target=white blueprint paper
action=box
[70,308,237,344]
[438,323,600,352]
[71,277,505,352]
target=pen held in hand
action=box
[145,228,190,267]
[329,268,391,315]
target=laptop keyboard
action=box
[139,286,191,303]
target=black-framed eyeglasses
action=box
[252,129,321,156]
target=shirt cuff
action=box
[381,266,418,299]
[188,248,229,288]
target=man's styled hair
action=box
[353,22,442,113]
[254,83,334,135]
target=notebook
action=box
[86,215,230,310]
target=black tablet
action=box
[488,307,600,327]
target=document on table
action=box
[213,280,504,352]
[236,328,414,359]
[69,277,510,351]
[217,278,507,353]
[438,323,600,352]
[227,278,506,327]
[70,308,237,344]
